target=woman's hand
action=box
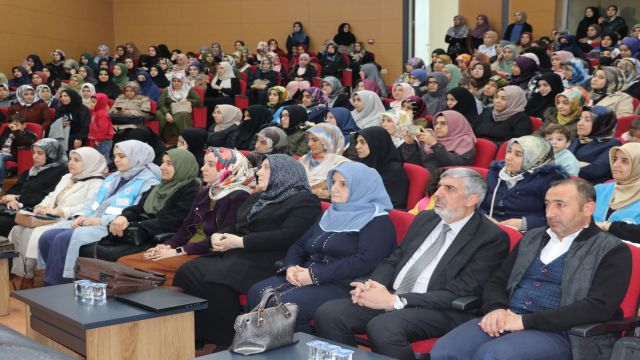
[6,199,21,210]
[109,215,129,236]
[1,195,18,204]
[417,129,437,146]
[165,113,174,123]
[144,245,177,260]
[73,216,101,228]
[211,233,244,252]
[403,130,415,144]
[178,98,189,104]
[500,218,523,230]
[286,265,313,287]
[285,266,302,286]
[211,83,220,90]
[596,221,611,232]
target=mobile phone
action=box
[408,125,422,135]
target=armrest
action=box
[451,296,481,311]
[569,317,640,337]
[153,232,175,243]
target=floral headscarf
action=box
[207,147,256,201]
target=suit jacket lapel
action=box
[427,212,481,288]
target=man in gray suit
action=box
[315,168,510,360]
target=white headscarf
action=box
[168,72,191,102]
[69,147,108,181]
[16,85,39,107]
[351,90,385,129]
[113,140,161,180]
[211,62,235,89]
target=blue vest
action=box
[594,182,640,225]
[509,253,567,314]
[89,173,147,216]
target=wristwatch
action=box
[393,295,407,310]
[175,247,185,255]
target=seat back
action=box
[239,79,247,96]
[388,210,415,245]
[341,69,352,89]
[621,243,640,318]
[403,163,429,210]
[615,115,640,139]
[632,97,640,113]
[495,141,509,161]
[25,122,43,139]
[496,224,522,251]
[472,138,498,168]
[530,116,543,133]
[320,201,331,212]
[149,100,157,114]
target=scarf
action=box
[563,58,589,87]
[333,23,356,46]
[615,58,640,90]
[113,63,129,88]
[359,79,382,96]
[212,61,235,89]
[299,123,348,187]
[35,85,54,106]
[525,72,564,118]
[143,149,199,214]
[167,72,191,102]
[446,15,469,38]
[290,22,308,44]
[68,147,107,181]
[213,104,242,132]
[422,72,449,116]
[351,90,386,129]
[149,65,170,88]
[320,162,392,232]
[255,127,290,154]
[180,128,207,166]
[498,135,554,188]
[361,63,388,97]
[95,71,122,99]
[590,66,625,104]
[282,105,308,135]
[390,83,415,110]
[29,138,68,177]
[114,140,161,180]
[608,143,640,210]
[579,106,617,144]
[236,105,271,145]
[382,109,409,147]
[470,14,492,38]
[328,107,359,143]
[497,44,518,74]
[137,71,161,102]
[444,64,462,90]
[424,110,476,155]
[27,54,44,72]
[247,154,310,220]
[493,86,527,122]
[9,67,30,88]
[509,56,538,89]
[15,85,39,107]
[304,87,329,116]
[620,37,640,58]
[208,147,256,200]
[447,87,479,123]
[321,76,345,106]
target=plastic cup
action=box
[74,280,92,297]
[306,340,327,360]
[91,283,107,302]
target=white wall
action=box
[413,0,459,60]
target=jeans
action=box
[0,153,15,185]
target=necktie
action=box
[396,224,451,294]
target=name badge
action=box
[115,198,130,206]
[91,202,100,211]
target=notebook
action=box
[115,287,207,312]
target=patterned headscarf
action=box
[247,154,310,220]
[382,109,410,147]
[562,58,589,87]
[29,138,68,177]
[401,96,428,119]
[303,122,345,155]
[268,86,288,106]
[506,135,554,175]
[208,147,256,201]
[555,87,590,125]
[255,127,290,154]
[590,66,625,102]
[615,58,640,88]
[321,76,345,103]
[15,85,39,107]
[305,86,329,108]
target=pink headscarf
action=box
[390,82,416,110]
[423,110,476,155]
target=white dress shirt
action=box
[393,212,474,293]
[540,227,585,264]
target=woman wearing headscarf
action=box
[445,15,470,56]
[55,74,84,98]
[79,65,97,85]
[348,41,375,87]
[0,82,13,108]
[174,154,321,349]
[286,21,311,55]
[469,61,494,89]
[576,7,600,40]
[509,55,538,90]
[355,79,382,96]
[0,139,68,236]
[477,30,499,58]
[379,109,413,154]
[333,22,357,53]
[110,81,152,122]
[473,85,532,144]
[619,37,640,59]
[491,43,518,76]
[280,105,311,156]
[94,44,113,66]
[299,123,349,199]
[53,89,91,150]
[266,86,291,123]
[390,83,416,110]
[568,106,621,183]
[470,14,494,50]
[561,58,590,88]
[247,58,280,106]
[136,71,161,102]
[616,58,640,100]
[325,107,360,159]
[359,63,387,98]
[25,54,45,73]
[79,53,97,73]
[421,72,449,116]
[124,126,165,166]
[245,126,290,167]
[286,53,315,98]
[301,87,329,123]
[206,104,241,148]
[482,135,567,231]
[589,66,634,117]
[9,66,31,89]
[119,147,254,285]
[442,64,462,91]
[157,72,202,139]
[149,65,170,89]
[31,70,48,88]
[550,50,574,78]
[8,85,53,132]
[80,83,96,108]
[112,63,129,88]
[401,95,429,127]
[95,149,200,261]
[600,5,628,37]
[355,126,409,209]
[594,143,640,241]
[94,69,122,100]
[319,41,347,79]
[46,49,66,80]
[525,72,564,124]
[204,62,240,126]
[234,104,272,150]
[321,76,352,109]
[351,90,386,129]
[38,140,161,285]
[397,57,426,84]
[178,128,208,168]
[446,87,479,124]
[503,10,533,42]
[247,161,396,332]
[35,84,59,109]
[9,147,106,288]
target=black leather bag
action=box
[106,223,147,246]
[230,288,298,355]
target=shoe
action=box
[11,275,34,290]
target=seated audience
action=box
[118,148,254,285]
[206,104,241,148]
[569,106,620,184]
[537,87,589,139]
[94,69,121,100]
[0,83,16,107]
[247,58,279,106]
[443,64,462,90]
[51,89,90,151]
[473,86,532,144]
[7,85,53,133]
[9,147,106,288]
[524,72,564,119]
[390,83,415,111]
[156,72,202,140]
[301,87,329,123]
[280,105,310,156]
[248,161,396,332]
[421,72,449,116]
[616,58,640,100]
[321,76,352,109]
[482,135,568,231]
[561,58,590,88]
[109,81,152,121]
[173,154,321,350]
[136,71,161,103]
[319,41,347,79]
[325,107,359,160]
[446,87,479,124]
[360,63,388,98]
[204,62,240,127]
[589,66,634,117]
[431,179,630,360]
[266,86,291,123]
[245,126,290,167]
[234,104,271,150]
[80,83,96,108]
[285,53,315,100]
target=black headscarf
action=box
[525,72,564,118]
[27,54,45,72]
[180,128,207,167]
[472,62,493,88]
[149,65,170,88]
[523,47,551,72]
[9,66,31,88]
[576,7,601,39]
[157,44,172,59]
[94,70,122,100]
[581,106,617,143]
[55,89,84,117]
[333,23,356,46]
[235,105,272,149]
[281,105,308,135]
[447,87,478,124]
[356,126,409,209]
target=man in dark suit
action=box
[315,168,510,360]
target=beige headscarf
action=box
[609,143,640,210]
[213,104,242,132]
[69,147,108,181]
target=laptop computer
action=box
[115,287,207,312]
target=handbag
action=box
[170,101,192,114]
[74,257,165,297]
[106,223,148,246]
[14,211,59,228]
[230,288,298,355]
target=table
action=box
[196,332,395,359]
[0,251,18,316]
[12,284,207,360]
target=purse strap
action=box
[254,288,294,327]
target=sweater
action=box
[8,165,68,208]
[36,173,104,219]
[7,101,53,132]
[472,108,532,145]
[0,127,36,158]
[568,138,621,184]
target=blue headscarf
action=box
[564,58,589,87]
[410,69,428,82]
[137,70,161,102]
[327,107,360,143]
[319,162,392,232]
